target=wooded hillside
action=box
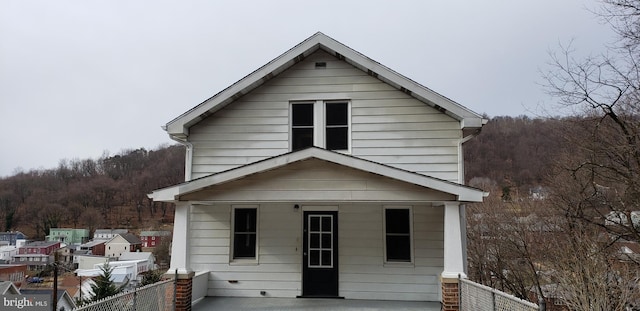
[0,115,566,239]
[464,115,566,194]
[0,145,185,239]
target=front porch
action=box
[151,149,486,309]
[192,297,441,311]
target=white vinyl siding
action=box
[188,203,442,301]
[190,204,301,298]
[340,205,442,301]
[180,159,456,203]
[188,50,461,182]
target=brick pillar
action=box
[166,271,195,311]
[442,278,460,311]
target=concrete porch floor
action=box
[192,297,441,311]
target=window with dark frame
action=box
[233,208,257,259]
[385,208,411,262]
[325,102,348,150]
[291,101,349,151]
[292,103,314,151]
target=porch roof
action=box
[148,148,486,203]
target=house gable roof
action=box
[0,281,19,295]
[20,289,75,306]
[105,233,141,245]
[165,32,486,141]
[149,147,486,203]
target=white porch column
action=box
[170,201,192,274]
[442,201,467,279]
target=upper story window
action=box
[291,101,350,152]
[292,103,314,151]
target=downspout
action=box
[175,139,193,182]
[459,124,485,276]
[182,141,193,182]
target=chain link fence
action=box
[460,278,540,311]
[73,279,175,311]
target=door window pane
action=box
[321,250,332,266]
[308,215,334,268]
[322,216,332,231]
[321,233,332,249]
[310,233,320,248]
[310,250,320,266]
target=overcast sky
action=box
[0,1,616,177]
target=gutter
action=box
[162,124,193,182]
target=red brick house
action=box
[12,241,61,270]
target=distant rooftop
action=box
[118,233,142,244]
[140,230,171,236]
[24,241,59,248]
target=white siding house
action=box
[104,234,142,259]
[150,32,487,305]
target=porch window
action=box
[291,101,350,151]
[232,207,258,259]
[384,207,412,262]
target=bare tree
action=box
[544,0,640,245]
[467,186,548,301]
[545,216,640,311]
[540,1,640,309]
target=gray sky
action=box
[0,1,615,177]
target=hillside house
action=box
[75,254,109,270]
[0,231,26,246]
[47,228,90,246]
[77,240,106,256]
[119,252,156,273]
[149,32,487,308]
[12,241,60,270]
[0,245,18,264]
[104,233,142,259]
[139,230,171,248]
[93,229,128,240]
